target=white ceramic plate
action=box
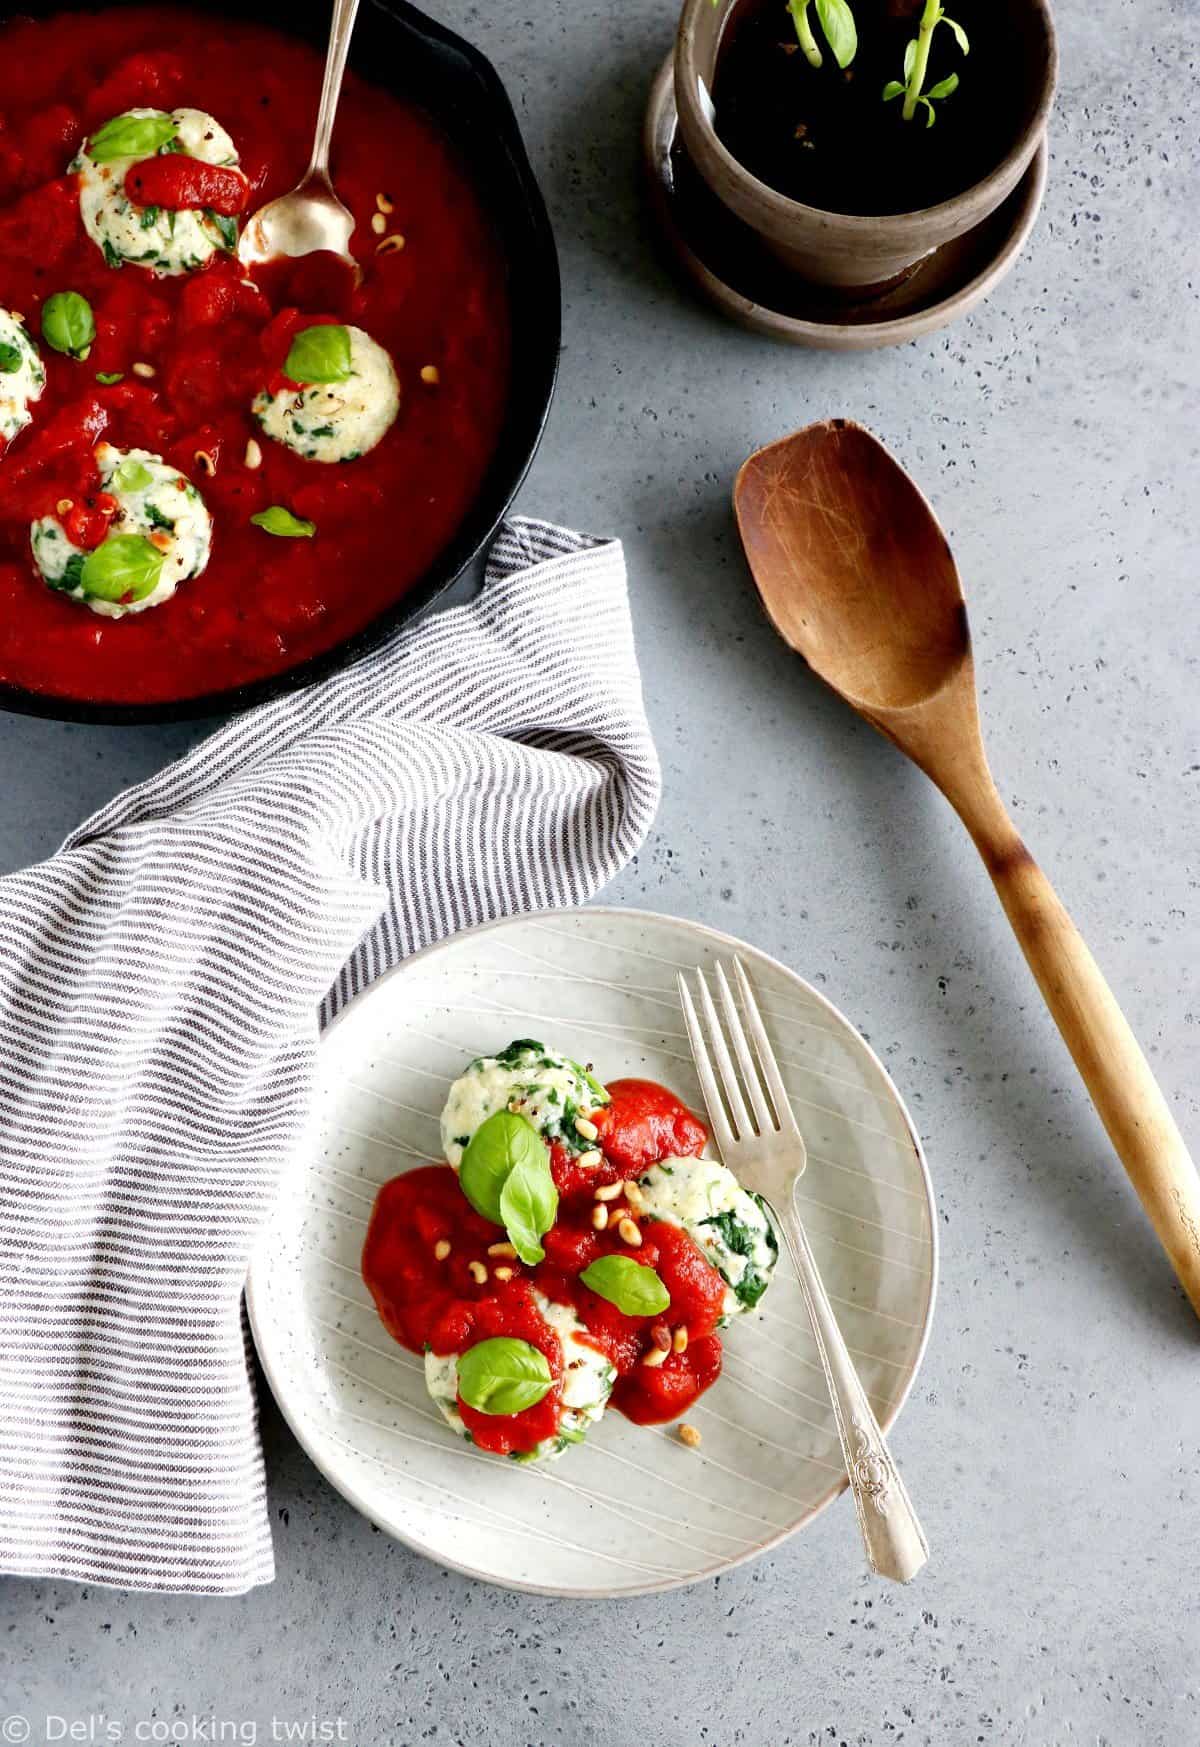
[247,908,937,1596]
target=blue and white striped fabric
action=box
[0,518,660,1595]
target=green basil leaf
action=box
[250,506,316,539]
[95,371,124,385]
[927,72,959,99]
[460,1110,549,1225]
[88,111,178,164]
[942,14,969,54]
[284,323,352,385]
[580,1254,671,1318]
[207,210,238,251]
[110,458,153,495]
[903,37,917,79]
[882,79,905,100]
[0,342,22,374]
[79,534,165,603]
[41,291,95,360]
[814,0,857,69]
[922,97,938,127]
[498,1147,559,1266]
[456,1337,553,1416]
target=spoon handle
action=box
[965,793,1200,1315]
[777,1199,929,1583]
[308,0,362,180]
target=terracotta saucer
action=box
[643,55,1048,352]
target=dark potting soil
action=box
[712,0,1024,216]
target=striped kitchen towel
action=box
[0,517,660,1595]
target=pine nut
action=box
[641,1345,667,1368]
[244,438,262,470]
[433,1239,451,1262]
[370,211,387,235]
[147,529,172,553]
[56,498,73,516]
[576,1149,602,1170]
[493,1266,514,1282]
[677,1423,702,1449]
[623,1180,644,1208]
[376,191,394,214]
[419,364,439,385]
[193,449,215,477]
[468,1260,488,1285]
[617,1217,642,1248]
[672,1326,688,1354]
[376,233,405,255]
[131,360,155,378]
[574,1116,599,1141]
[591,1204,608,1231]
[594,1182,622,1202]
[651,1324,671,1352]
[487,1241,517,1258]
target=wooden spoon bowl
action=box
[735,420,1200,1318]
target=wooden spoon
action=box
[734,418,1200,1318]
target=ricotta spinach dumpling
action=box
[425,1291,616,1463]
[30,442,213,618]
[71,107,244,275]
[636,1155,779,1319]
[441,1038,611,1170]
[252,322,401,464]
[0,310,45,447]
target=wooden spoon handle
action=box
[967,808,1200,1314]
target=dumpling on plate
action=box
[636,1155,779,1319]
[440,1038,610,1169]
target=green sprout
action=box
[883,0,968,126]
[787,0,857,70]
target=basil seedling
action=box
[284,324,353,385]
[0,342,23,374]
[460,1110,558,1263]
[41,291,95,361]
[250,506,316,538]
[79,534,164,603]
[88,112,179,163]
[580,1254,671,1318]
[456,1337,553,1416]
[786,0,857,70]
[883,0,968,125]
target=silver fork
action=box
[678,958,929,1583]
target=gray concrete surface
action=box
[2,0,1198,1740]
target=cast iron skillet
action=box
[0,0,560,724]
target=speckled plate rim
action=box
[643,53,1049,352]
[247,906,939,1598]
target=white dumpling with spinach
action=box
[30,442,212,618]
[441,1039,610,1169]
[72,106,241,275]
[637,1155,779,1319]
[0,310,45,446]
[253,323,400,465]
[424,1291,616,1463]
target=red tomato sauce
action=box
[0,7,510,704]
[361,1079,727,1453]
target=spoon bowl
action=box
[735,418,1200,1320]
[238,0,363,284]
[237,170,358,278]
[735,420,970,713]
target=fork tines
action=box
[677,957,800,1151]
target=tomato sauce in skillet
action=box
[362,1080,728,1453]
[0,7,510,704]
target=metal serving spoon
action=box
[238,0,362,279]
[734,418,1200,1318]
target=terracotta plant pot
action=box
[674,0,1057,293]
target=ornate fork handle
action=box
[777,1195,929,1583]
